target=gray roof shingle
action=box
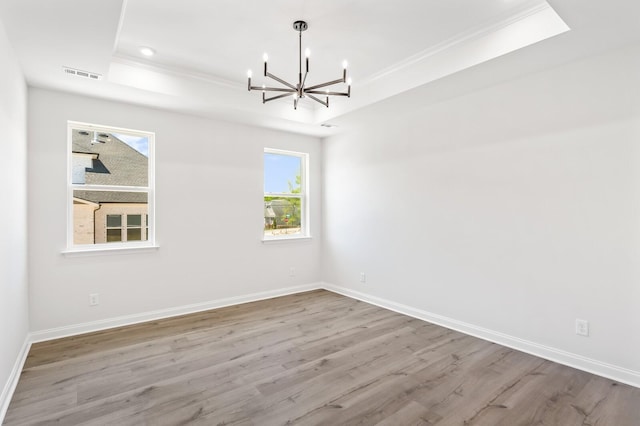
[72,130,149,204]
[73,190,148,204]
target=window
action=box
[264,149,309,239]
[68,122,155,250]
[104,214,147,242]
[106,214,122,242]
[127,214,142,241]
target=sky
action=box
[113,133,149,157]
[264,153,301,193]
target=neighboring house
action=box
[264,203,276,229]
[264,198,299,229]
[72,130,148,244]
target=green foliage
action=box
[288,173,301,194]
[264,169,301,229]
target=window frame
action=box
[263,148,310,241]
[66,121,156,253]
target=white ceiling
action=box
[0,0,638,136]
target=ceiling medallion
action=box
[247,20,351,110]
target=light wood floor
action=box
[4,290,639,425]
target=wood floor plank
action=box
[4,290,639,425]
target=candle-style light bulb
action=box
[342,60,348,69]
[347,77,352,86]
[247,70,252,78]
[305,48,311,58]
[263,53,269,62]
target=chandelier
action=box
[247,20,351,110]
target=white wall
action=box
[28,89,322,333]
[323,44,640,382]
[0,17,29,415]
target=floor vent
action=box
[63,67,102,80]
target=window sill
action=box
[262,236,312,244]
[62,245,160,257]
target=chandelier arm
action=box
[304,78,346,92]
[306,93,329,107]
[247,20,351,109]
[252,86,296,93]
[306,90,349,96]
[263,92,295,103]
[266,72,297,90]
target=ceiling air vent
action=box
[63,67,102,80]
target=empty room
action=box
[1,0,639,424]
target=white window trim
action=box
[263,148,310,241]
[65,121,156,253]
[261,236,312,244]
[62,244,159,257]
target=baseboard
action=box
[30,282,323,343]
[15,279,639,422]
[0,335,31,423]
[2,283,323,423]
[321,282,640,389]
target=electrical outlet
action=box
[289,267,295,277]
[575,319,589,336]
[360,272,366,283]
[89,293,100,306]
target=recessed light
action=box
[139,46,155,57]
[321,123,338,128]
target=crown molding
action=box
[359,0,553,87]
[110,53,242,89]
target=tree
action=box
[264,169,301,229]
[286,170,302,226]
